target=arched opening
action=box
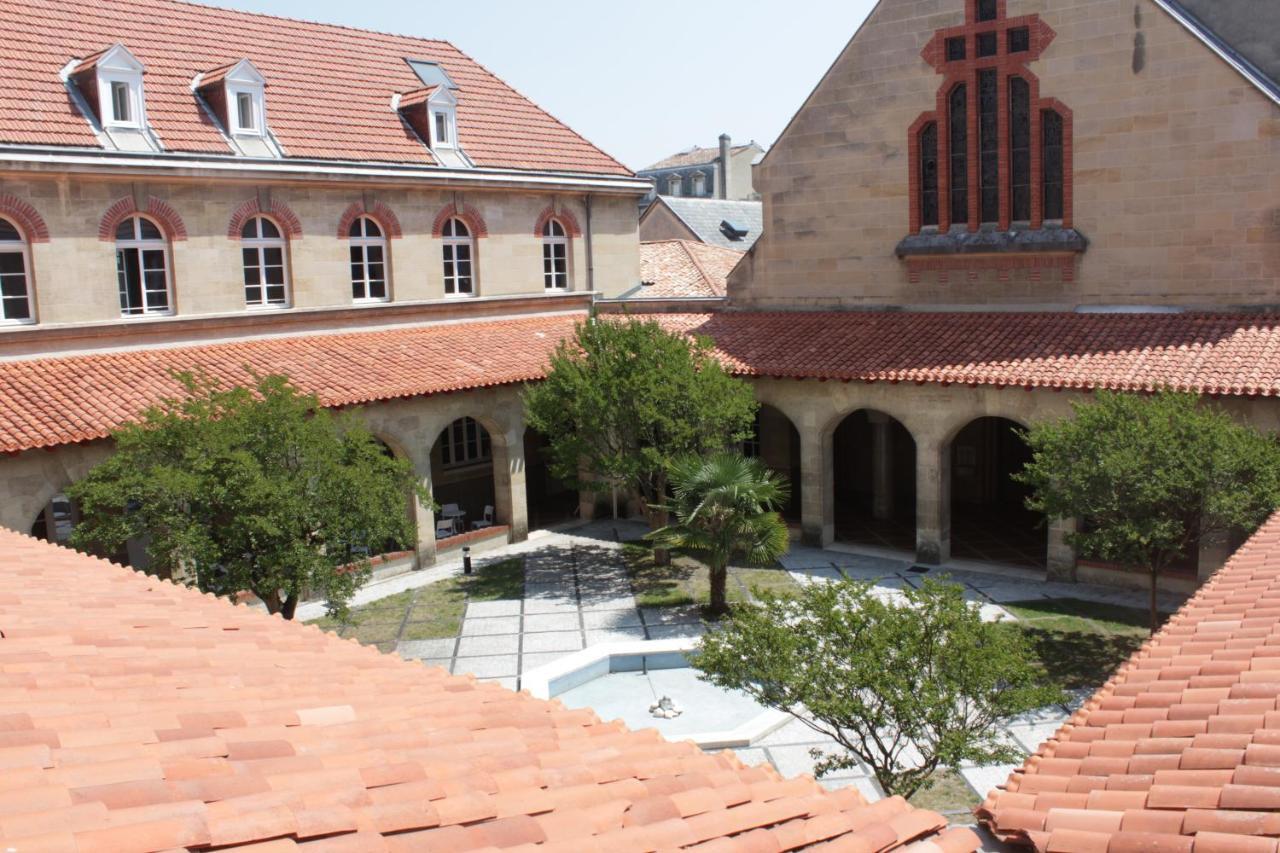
[430,417,497,540]
[523,428,578,529]
[362,437,417,563]
[832,410,917,552]
[30,490,147,570]
[745,405,802,525]
[948,417,1045,568]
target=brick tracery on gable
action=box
[900,0,1083,277]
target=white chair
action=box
[440,503,463,519]
[471,505,496,530]
[435,517,456,538]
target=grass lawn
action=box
[1004,597,1158,690]
[907,770,980,824]
[622,541,799,614]
[310,557,523,652]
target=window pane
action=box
[264,247,283,266]
[237,93,255,129]
[1009,27,1030,53]
[946,37,966,62]
[244,263,261,286]
[241,219,258,239]
[978,69,999,223]
[0,252,24,277]
[455,243,471,262]
[259,219,280,239]
[948,84,968,225]
[245,285,262,304]
[138,219,163,241]
[1009,77,1031,222]
[118,248,143,313]
[116,219,135,241]
[366,245,383,264]
[977,0,997,21]
[920,122,939,227]
[111,81,131,122]
[363,218,382,238]
[348,219,363,238]
[3,295,30,320]
[0,219,20,241]
[1042,110,1065,221]
[265,284,285,303]
[1,271,28,298]
[977,31,997,58]
[265,264,285,285]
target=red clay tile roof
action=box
[649,311,1280,396]
[636,240,742,298]
[976,509,1280,853]
[0,0,630,174]
[0,528,977,852]
[0,313,584,453]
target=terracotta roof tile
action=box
[646,311,1280,397]
[0,0,630,175]
[636,240,741,299]
[978,510,1280,851]
[0,528,969,851]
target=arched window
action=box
[919,122,939,228]
[667,174,682,196]
[1042,109,1064,222]
[542,218,569,291]
[948,84,968,226]
[977,69,999,223]
[441,217,474,297]
[115,215,171,316]
[241,215,289,308]
[0,217,33,323]
[349,216,388,302]
[1009,77,1031,223]
[692,172,707,196]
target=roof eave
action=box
[1151,0,1280,106]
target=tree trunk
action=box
[281,593,298,621]
[708,560,728,616]
[651,470,671,568]
[260,589,282,616]
[1148,565,1159,636]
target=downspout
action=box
[585,193,596,309]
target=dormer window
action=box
[195,59,268,141]
[235,91,257,132]
[395,81,468,166]
[67,44,147,131]
[110,81,133,124]
[434,111,451,146]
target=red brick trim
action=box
[227,197,303,240]
[906,253,1076,280]
[532,205,581,237]
[336,200,402,239]
[0,195,50,243]
[99,196,188,242]
[431,202,488,238]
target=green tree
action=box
[523,317,757,553]
[694,578,1058,798]
[1017,390,1280,632]
[68,371,425,620]
[648,452,790,615]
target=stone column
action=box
[799,423,834,548]
[915,433,950,565]
[868,412,895,521]
[413,466,437,568]
[1046,517,1077,581]
[493,427,529,543]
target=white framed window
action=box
[440,417,491,467]
[434,112,450,146]
[542,219,569,291]
[115,215,172,316]
[667,174,682,196]
[692,172,707,196]
[0,217,34,324]
[102,75,141,128]
[241,216,289,308]
[441,217,474,297]
[233,91,258,133]
[349,216,389,302]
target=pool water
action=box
[553,666,769,739]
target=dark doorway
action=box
[949,417,1045,568]
[430,417,497,541]
[524,429,578,529]
[832,411,916,552]
[743,405,803,524]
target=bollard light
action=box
[463,546,472,575]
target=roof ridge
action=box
[680,240,718,294]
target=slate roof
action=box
[633,240,743,299]
[1158,0,1280,103]
[0,312,585,453]
[0,527,977,852]
[0,0,630,174]
[647,311,1280,396]
[642,197,764,250]
[976,508,1280,853]
[640,143,761,172]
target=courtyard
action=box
[303,518,1186,820]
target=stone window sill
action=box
[895,226,1088,258]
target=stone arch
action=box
[431,202,488,238]
[0,193,50,243]
[748,403,804,524]
[336,200,403,240]
[830,408,918,554]
[427,413,509,541]
[99,196,188,242]
[533,205,582,238]
[228,197,303,239]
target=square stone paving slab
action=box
[520,651,575,673]
[646,623,706,640]
[640,605,703,626]
[579,594,638,612]
[585,627,648,645]
[465,600,522,618]
[522,613,581,633]
[521,631,584,653]
[460,616,521,636]
[522,598,581,616]
[456,634,520,657]
[452,655,519,679]
[582,609,643,629]
[395,638,456,659]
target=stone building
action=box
[638,134,764,203]
[0,0,647,572]
[619,0,1280,592]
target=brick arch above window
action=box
[431,202,488,238]
[336,201,403,240]
[99,196,187,242]
[532,205,581,238]
[228,197,303,240]
[0,194,50,243]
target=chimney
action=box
[718,133,731,199]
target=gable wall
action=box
[731,0,1280,309]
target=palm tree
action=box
[648,452,791,616]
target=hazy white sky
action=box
[200,0,879,170]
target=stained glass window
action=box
[1009,27,1030,53]
[948,84,968,225]
[1042,110,1064,221]
[920,122,939,227]
[977,31,997,57]
[976,0,997,22]
[946,37,966,62]
[978,69,999,223]
[1010,77,1031,222]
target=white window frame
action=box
[0,217,34,325]
[441,217,475,297]
[92,45,147,131]
[692,172,707,196]
[115,215,173,317]
[667,174,682,196]
[432,108,456,148]
[542,218,569,292]
[230,88,262,135]
[440,417,491,468]
[241,215,290,309]
[349,216,389,303]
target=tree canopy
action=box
[649,452,790,615]
[68,371,424,620]
[523,317,757,528]
[694,578,1058,798]
[1017,390,1280,630]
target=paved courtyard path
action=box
[316,519,1186,815]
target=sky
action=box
[199,0,878,170]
